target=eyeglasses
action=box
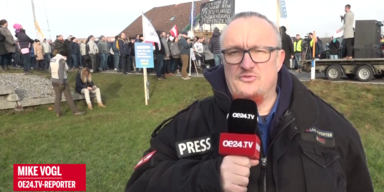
[221,46,281,65]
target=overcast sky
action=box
[0,0,383,40]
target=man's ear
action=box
[276,50,285,71]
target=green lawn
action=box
[0,72,383,191]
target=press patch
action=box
[306,128,333,138]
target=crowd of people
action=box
[0,18,224,81]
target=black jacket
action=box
[70,42,80,54]
[15,29,34,49]
[209,28,221,54]
[329,40,340,55]
[281,32,294,60]
[154,37,165,55]
[124,65,373,192]
[75,72,94,94]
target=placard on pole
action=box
[135,43,154,105]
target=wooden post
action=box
[143,68,148,105]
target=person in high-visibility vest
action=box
[381,38,384,43]
[293,34,303,71]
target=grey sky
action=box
[0,0,383,40]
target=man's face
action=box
[345,6,348,12]
[102,37,106,41]
[296,35,300,40]
[222,17,284,104]
[3,22,8,28]
[58,36,63,40]
[48,40,52,44]
[121,33,126,39]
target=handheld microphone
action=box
[219,99,261,160]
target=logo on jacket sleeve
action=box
[134,150,156,170]
[175,136,211,158]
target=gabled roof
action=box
[121,0,208,38]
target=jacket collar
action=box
[204,65,319,133]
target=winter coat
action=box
[33,43,44,60]
[0,26,15,53]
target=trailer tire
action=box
[326,65,342,81]
[374,74,384,79]
[356,65,373,82]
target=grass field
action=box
[0,71,383,191]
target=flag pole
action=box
[276,0,280,27]
[142,13,149,105]
[189,0,195,77]
[31,0,39,39]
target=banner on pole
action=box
[135,43,154,69]
[279,0,287,18]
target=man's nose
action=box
[240,52,255,70]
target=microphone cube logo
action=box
[222,140,254,149]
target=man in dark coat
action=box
[280,26,294,69]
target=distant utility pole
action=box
[31,0,39,39]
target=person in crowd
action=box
[107,38,114,70]
[49,50,85,117]
[194,36,204,69]
[329,36,340,59]
[203,38,215,68]
[124,11,373,192]
[70,38,81,70]
[311,37,323,59]
[0,28,6,67]
[178,31,192,80]
[30,44,36,69]
[128,38,136,72]
[112,35,120,72]
[293,34,303,71]
[161,31,172,77]
[170,36,181,74]
[154,32,166,80]
[87,35,99,73]
[80,40,88,68]
[98,35,109,71]
[64,35,73,68]
[42,38,52,70]
[135,34,140,42]
[280,26,294,69]
[0,19,16,70]
[53,35,64,56]
[14,23,34,73]
[337,4,354,59]
[117,33,132,75]
[33,40,44,70]
[75,67,106,110]
[209,27,222,66]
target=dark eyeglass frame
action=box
[221,46,282,65]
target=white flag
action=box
[142,14,161,50]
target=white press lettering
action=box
[200,139,206,151]
[178,143,187,155]
[194,140,201,152]
[187,142,195,153]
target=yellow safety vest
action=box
[310,39,314,47]
[381,39,384,43]
[294,39,302,52]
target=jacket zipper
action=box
[260,110,295,192]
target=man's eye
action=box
[228,50,241,55]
